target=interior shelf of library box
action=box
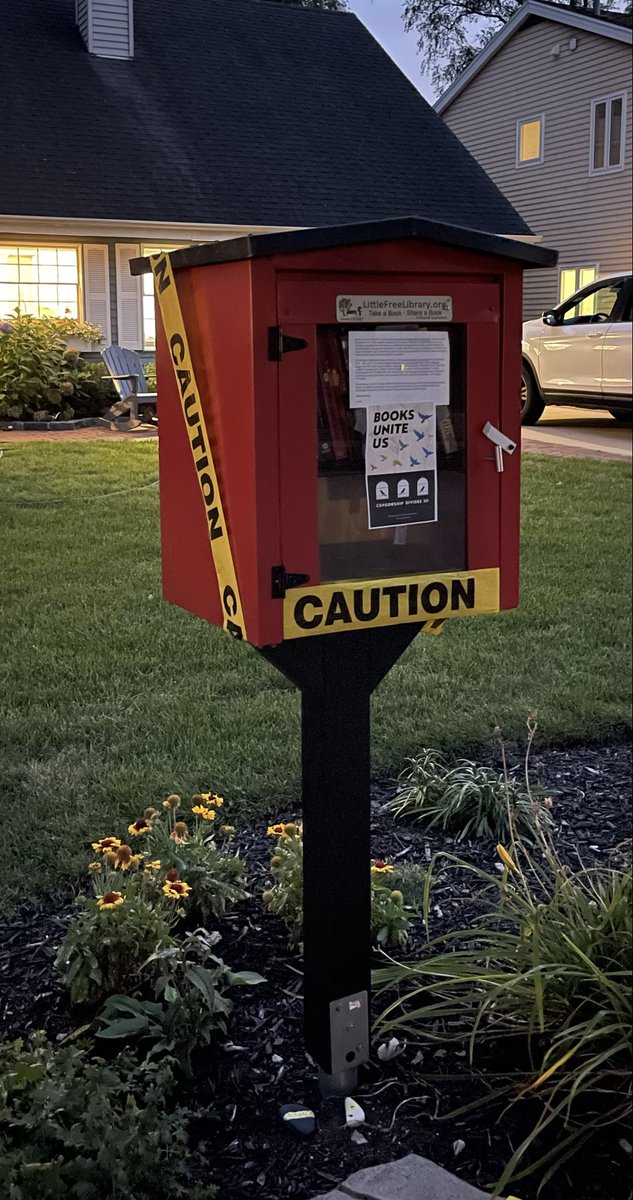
[316,324,466,583]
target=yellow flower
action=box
[371,860,394,875]
[144,859,162,872]
[128,818,152,837]
[88,861,102,872]
[170,821,189,844]
[267,824,285,837]
[212,795,224,808]
[97,890,124,910]
[220,825,236,836]
[496,844,517,871]
[162,794,181,811]
[192,805,217,821]
[91,837,121,854]
[162,880,192,899]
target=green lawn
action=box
[0,441,631,910]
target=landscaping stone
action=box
[321,1154,490,1199]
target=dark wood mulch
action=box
[0,741,631,1200]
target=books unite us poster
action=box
[348,330,450,531]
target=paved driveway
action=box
[522,406,632,462]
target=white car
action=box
[521,271,632,424]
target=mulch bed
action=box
[1,741,631,1200]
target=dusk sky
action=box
[346,0,434,102]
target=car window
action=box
[559,278,626,325]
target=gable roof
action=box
[0,0,531,235]
[436,0,632,114]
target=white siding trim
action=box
[589,90,628,175]
[0,216,298,240]
[115,243,143,349]
[516,113,545,167]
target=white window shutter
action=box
[115,243,143,349]
[82,244,111,343]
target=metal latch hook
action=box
[482,421,517,472]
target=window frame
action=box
[589,91,627,175]
[0,242,83,321]
[516,114,545,168]
[140,243,185,349]
[558,264,599,306]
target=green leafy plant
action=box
[144,793,249,923]
[96,930,264,1071]
[262,822,419,949]
[0,311,111,420]
[54,877,174,1005]
[0,1032,217,1199]
[375,730,632,1192]
[50,316,103,344]
[387,747,552,842]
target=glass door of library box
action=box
[276,275,502,590]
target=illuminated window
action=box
[591,93,627,173]
[141,245,184,348]
[0,246,79,319]
[516,116,543,166]
[559,266,598,316]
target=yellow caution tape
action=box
[151,253,247,641]
[283,568,500,640]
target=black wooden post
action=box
[262,623,422,1092]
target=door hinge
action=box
[272,565,310,599]
[268,326,308,362]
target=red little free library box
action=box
[133,217,557,649]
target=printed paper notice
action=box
[365,403,438,530]
[349,331,450,410]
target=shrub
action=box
[387,749,552,842]
[0,312,113,420]
[0,1032,217,1199]
[262,823,420,949]
[96,930,264,1072]
[374,833,632,1192]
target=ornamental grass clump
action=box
[262,823,422,949]
[374,732,632,1191]
[387,742,552,842]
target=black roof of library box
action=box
[131,216,558,276]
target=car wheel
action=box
[521,364,545,426]
[609,409,632,424]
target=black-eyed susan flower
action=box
[212,794,224,808]
[220,825,236,836]
[371,860,394,875]
[144,859,161,872]
[496,844,517,872]
[162,880,192,899]
[91,837,121,854]
[170,821,189,844]
[88,860,102,872]
[163,794,181,811]
[128,818,152,837]
[97,891,124,910]
[267,824,285,837]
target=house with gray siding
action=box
[1,0,534,354]
[436,0,632,319]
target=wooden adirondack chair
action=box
[101,345,157,429]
